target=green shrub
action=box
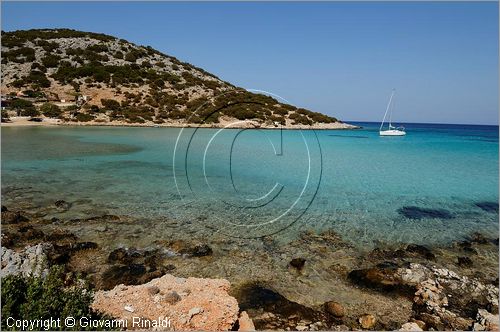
[2,110,11,121]
[37,40,59,52]
[40,103,62,118]
[90,105,101,113]
[101,99,120,111]
[22,90,46,99]
[1,266,112,331]
[31,62,47,73]
[10,98,34,110]
[41,54,61,68]
[20,108,41,117]
[92,69,110,83]
[3,47,36,62]
[124,52,137,62]
[74,113,95,122]
[87,44,108,53]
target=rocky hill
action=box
[1,29,352,128]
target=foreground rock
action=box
[349,263,499,330]
[1,243,52,277]
[92,274,240,331]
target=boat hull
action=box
[380,130,406,136]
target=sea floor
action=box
[1,124,499,330]
[2,196,498,330]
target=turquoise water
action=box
[2,123,498,247]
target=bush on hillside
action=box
[40,103,62,118]
[41,54,61,68]
[101,99,120,111]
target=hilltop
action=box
[1,29,355,129]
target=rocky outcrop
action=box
[349,262,499,330]
[473,309,499,331]
[1,243,52,277]
[92,274,240,331]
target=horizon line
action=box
[346,120,499,127]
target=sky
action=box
[2,2,498,125]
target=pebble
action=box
[399,322,423,331]
[359,314,376,329]
[188,307,204,318]
[325,301,345,317]
[164,291,182,304]
[124,305,135,312]
[295,325,308,331]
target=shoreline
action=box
[1,199,498,331]
[1,117,361,130]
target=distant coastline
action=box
[1,116,360,130]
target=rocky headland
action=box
[1,29,357,130]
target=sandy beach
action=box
[1,116,360,130]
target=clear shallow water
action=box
[2,122,498,248]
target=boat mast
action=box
[380,89,395,131]
[389,90,395,128]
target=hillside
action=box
[1,29,353,129]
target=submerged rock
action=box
[405,244,435,260]
[108,247,136,264]
[18,225,45,241]
[290,258,306,270]
[188,244,213,257]
[100,264,148,290]
[54,200,72,210]
[470,232,490,244]
[2,210,29,224]
[475,202,499,213]
[457,256,473,268]
[397,206,454,220]
[69,241,98,251]
[456,241,479,255]
[92,274,239,331]
[348,263,407,291]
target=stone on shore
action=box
[398,322,423,331]
[359,314,376,329]
[473,309,499,331]
[92,273,239,331]
[238,311,255,331]
[324,301,345,318]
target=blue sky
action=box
[2,2,498,125]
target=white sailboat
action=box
[380,89,406,136]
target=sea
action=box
[2,122,498,248]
